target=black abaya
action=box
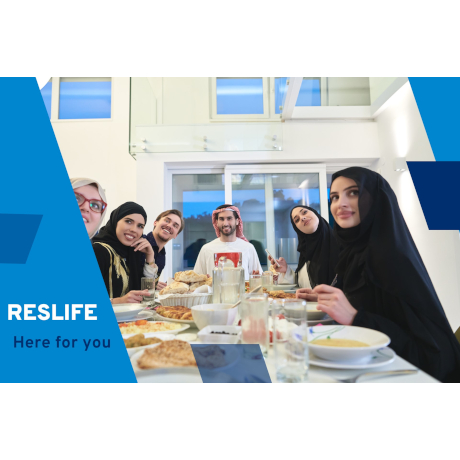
[92,202,147,298]
[332,167,460,383]
[290,206,340,287]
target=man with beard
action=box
[194,204,262,280]
[145,209,184,289]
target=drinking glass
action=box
[261,272,273,288]
[272,299,309,383]
[249,274,262,291]
[240,293,269,357]
[141,277,155,301]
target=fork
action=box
[335,369,418,383]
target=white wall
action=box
[52,77,135,222]
[369,77,399,104]
[375,82,460,330]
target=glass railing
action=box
[132,123,283,154]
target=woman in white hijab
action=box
[71,178,108,238]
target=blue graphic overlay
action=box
[0,78,135,383]
[0,214,42,264]
[408,161,460,230]
[191,344,272,383]
[409,78,460,161]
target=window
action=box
[275,77,321,114]
[59,77,112,119]
[40,79,52,118]
[211,77,269,119]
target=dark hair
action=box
[215,204,238,220]
[155,209,185,234]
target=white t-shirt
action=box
[278,263,312,289]
[194,238,263,280]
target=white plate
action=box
[309,347,396,370]
[113,303,147,321]
[130,346,201,382]
[117,310,154,323]
[266,284,297,291]
[155,312,196,325]
[120,322,190,337]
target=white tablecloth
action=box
[134,324,439,383]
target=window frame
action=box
[210,77,270,121]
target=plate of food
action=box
[132,339,197,369]
[123,333,176,357]
[119,320,190,336]
[154,305,196,325]
[267,290,298,300]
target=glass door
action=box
[225,165,328,271]
[168,164,327,277]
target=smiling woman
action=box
[71,178,108,238]
[92,202,158,305]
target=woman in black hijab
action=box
[313,167,460,382]
[270,206,339,299]
[92,202,157,304]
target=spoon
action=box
[335,369,418,383]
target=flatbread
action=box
[137,340,197,369]
[176,270,208,284]
[159,281,190,295]
[189,281,206,292]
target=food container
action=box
[191,304,238,330]
[159,293,212,308]
[198,325,242,344]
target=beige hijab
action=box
[71,177,108,238]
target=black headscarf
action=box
[331,167,460,382]
[290,206,339,287]
[92,202,147,291]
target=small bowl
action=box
[113,303,146,322]
[308,325,391,363]
[306,302,327,321]
[191,304,237,330]
[198,326,242,344]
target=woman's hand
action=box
[131,238,155,264]
[269,256,287,274]
[113,290,150,304]
[296,288,318,302]
[312,285,358,325]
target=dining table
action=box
[133,318,439,383]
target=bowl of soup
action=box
[307,325,391,363]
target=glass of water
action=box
[240,293,269,357]
[249,274,262,291]
[261,272,273,288]
[272,299,309,383]
[141,277,155,301]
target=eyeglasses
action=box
[75,192,107,214]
